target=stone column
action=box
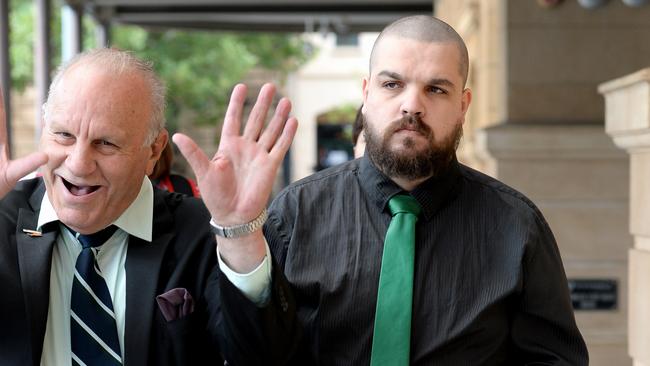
[600,68,650,366]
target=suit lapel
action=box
[124,191,174,366]
[16,182,58,366]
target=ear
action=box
[459,88,472,125]
[145,129,169,176]
[361,77,370,114]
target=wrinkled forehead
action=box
[53,63,129,98]
[47,64,151,121]
[45,68,154,143]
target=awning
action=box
[71,0,433,33]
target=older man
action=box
[175,15,589,365]
[0,49,286,365]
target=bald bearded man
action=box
[177,15,588,366]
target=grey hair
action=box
[42,47,166,145]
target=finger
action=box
[222,84,248,137]
[172,133,211,179]
[242,83,275,141]
[258,97,291,152]
[0,88,7,151]
[269,117,298,162]
[5,152,48,184]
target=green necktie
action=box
[370,194,421,366]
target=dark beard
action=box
[364,113,462,181]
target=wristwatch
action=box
[210,209,268,238]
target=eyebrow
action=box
[46,120,64,129]
[376,70,456,89]
[377,70,404,80]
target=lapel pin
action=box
[23,229,43,237]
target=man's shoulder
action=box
[457,163,545,219]
[0,178,44,211]
[292,159,361,188]
[272,159,361,205]
[151,188,214,249]
[13,177,43,194]
[153,187,210,221]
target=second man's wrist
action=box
[210,208,268,238]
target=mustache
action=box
[384,114,433,138]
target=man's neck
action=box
[390,175,431,192]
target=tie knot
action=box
[388,194,421,217]
[75,225,118,249]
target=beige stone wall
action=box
[440,0,650,170]
[439,0,650,130]
[506,1,650,124]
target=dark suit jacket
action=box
[0,178,224,366]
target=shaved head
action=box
[370,15,469,87]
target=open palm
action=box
[173,83,297,226]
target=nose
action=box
[65,143,96,177]
[400,88,425,118]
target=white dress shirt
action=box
[39,177,154,366]
[217,241,272,306]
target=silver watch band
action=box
[210,208,268,238]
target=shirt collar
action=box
[358,155,461,221]
[37,176,154,242]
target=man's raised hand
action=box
[173,83,297,271]
[0,88,48,199]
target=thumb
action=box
[172,133,210,179]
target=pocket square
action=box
[156,288,195,322]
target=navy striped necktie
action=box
[69,225,123,366]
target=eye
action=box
[427,85,447,95]
[96,140,117,148]
[53,131,75,145]
[382,81,401,90]
[55,131,73,139]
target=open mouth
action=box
[61,177,100,196]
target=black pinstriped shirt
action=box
[263,156,588,365]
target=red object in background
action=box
[155,174,201,197]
